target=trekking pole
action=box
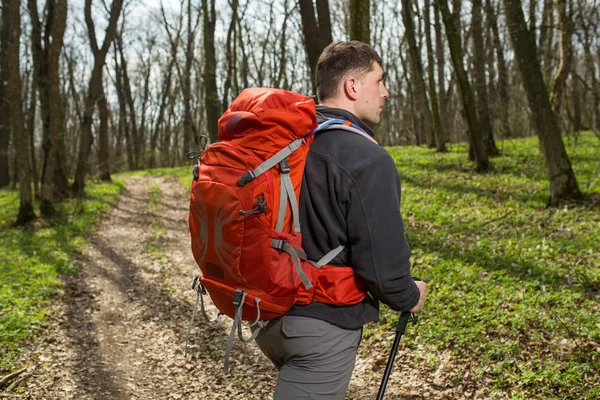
[376,311,418,400]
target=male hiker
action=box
[252,41,428,399]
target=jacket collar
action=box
[316,105,375,138]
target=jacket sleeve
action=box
[346,154,420,311]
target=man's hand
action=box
[409,280,427,312]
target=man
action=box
[254,41,428,399]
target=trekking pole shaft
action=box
[376,311,412,400]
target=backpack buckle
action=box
[279,160,290,174]
[232,289,244,307]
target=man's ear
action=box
[343,77,359,101]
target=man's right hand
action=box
[409,280,427,312]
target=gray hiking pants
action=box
[253,315,362,400]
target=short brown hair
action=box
[315,41,383,103]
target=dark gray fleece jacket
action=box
[286,106,420,329]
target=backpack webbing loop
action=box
[271,239,312,289]
[237,138,305,186]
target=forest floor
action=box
[3,176,505,400]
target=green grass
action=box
[0,180,123,372]
[377,132,599,399]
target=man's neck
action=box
[320,99,358,118]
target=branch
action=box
[0,367,28,389]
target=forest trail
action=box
[8,176,492,400]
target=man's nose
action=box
[382,85,389,99]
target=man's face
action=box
[354,62,389,125]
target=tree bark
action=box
[434,1,448,145]
[0,12,10,188]
[203,0,220,144]
[437,0,490,171]
[3,0,36,223]
[28,0,68,215]
[539,0,555,83]
[549,0,572,114]
[71,0,124,197]
[472,0,499,155]
[502,0,582,205]
[298,0,333,95]
[349,0,370,44]
[425,0,446,151]
[97,88,111,181]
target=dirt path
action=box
[7,176,498,399]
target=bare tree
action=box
[298,0,333,94]
[2,0,36,223]
[203,0,220,143]
[437,0,490,171]
[472,0,500,155]
[72,0,124,197]
[28,0,68,215]
[486,0,512,137]
[0,8,9,188]
[402,0,435,148]
[502,0,582,204]
[424,0,446,151]
[549,0,573,114]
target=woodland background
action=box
[1,0,599,224]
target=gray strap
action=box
[315,245,345,267]
[224,291,247,375]
[271,239,313,289]
[184,289,201,358]
[322,124,378,144]
[276,171,287,231]
[250,138,304,179]
[184,288,219,358]
[282,172,301,232]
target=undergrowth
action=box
[373,132,599,399]
[0,180,123,372]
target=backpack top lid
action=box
[218,88,317,160]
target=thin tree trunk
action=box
[97,89,111,181]
[149,60,174,169]
[549,0,572,114]
[71,0,124,197]
[402,0,435,148]
[424,0,446,152]
[203,0,220,144]
[3,0,36,223]
[434,1,448,145]
[0,12,10,188]
[113,43,134,171]
[437,0,490,171]
[487,0,512,138]
[472,0,500,155]
[349,0,370,44]
[27,72,39,197]
[539,0,555,83]
[502,0,582,205]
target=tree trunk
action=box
[487,0,512,138]
[502,0,582,205]
[203,0,220,144]
[549,0,572,114]
[402,0,435,148]
[434,1,448,145]
[149,60,174,169]
[28,0,68,216]
[3,0,36,223]
[0,13,10,188]
[539,0,555,83]
[581,20,600,131]
[71,0,124,197]
[298,0,333,95]
[437,0,490,171]
[425,0,446,151]
[98,89,111,181]
[117,33,140,169]
[472,0,500,155]
[349,0,370,44]
[113,43,134,171]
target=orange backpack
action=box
[187,88,370,372]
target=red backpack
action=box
[187,88,370,372]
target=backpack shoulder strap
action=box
[312,118,378,144]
